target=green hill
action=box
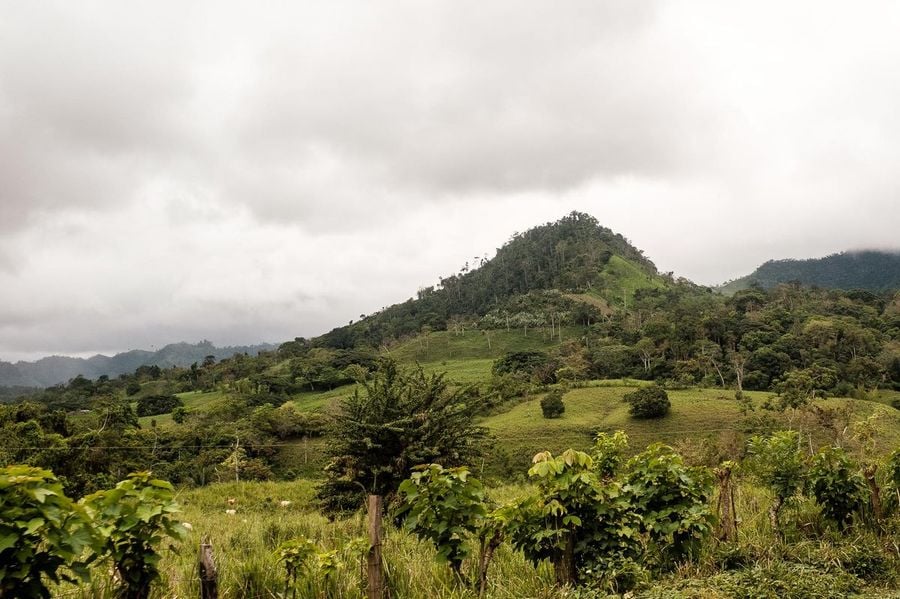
[720,250,900,294]
[315,211,666,350]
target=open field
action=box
[137,390,228,428]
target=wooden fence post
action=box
[367,495,385,599]
[199,536,219,599]
[715,462,738,543]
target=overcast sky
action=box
[1,1,899,361]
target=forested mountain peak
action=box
[720,249,900,295]
[316,211,666,349]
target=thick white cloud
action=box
[1,0,899,360]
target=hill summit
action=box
[316,211,667,349]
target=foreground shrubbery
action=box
[6,435,900,598]
[0,467,185,598]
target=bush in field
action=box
[135,394,183,417]
[504,448,642,588]
[540,390,565,419]
[0,466,96,598]
[808,447,867,529]
[82,471,187,599]
[623,386,670,419]
[745,431,806,534]
[623,443,714,563]
[398,464,488,576]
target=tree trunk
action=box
[367,495,386,599]
[863,465,883,521]
[769,496,783,539]
[715,464,738,542]
[478,530,502,598]
[552,531,576,587]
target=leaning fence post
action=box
[367,495,385,599]
[199,536,219,599]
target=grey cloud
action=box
[2,1,900,359]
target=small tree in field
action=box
[540,390,565,419]
[317,360,486,513]
[745,431,806,536]
[623,386,670,419]
[503,448,641,587]
[623,444,713,564]
[397,464,487,576]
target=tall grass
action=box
[50,476,900,598]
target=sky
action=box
[1,1,899,362]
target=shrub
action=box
[623,386,670,419]
[0,466,96,597]
[623,444,714,563]
[745,431,806,534]
[504,448,642,587]
[540,390,565,419]
[808,447,867,528]
[135,394,183,417]
[397,464,487,575]
[82,471,187,598]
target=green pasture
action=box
[137,390,228,428]
[386,327,582,364]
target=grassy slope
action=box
[137,390,227,428]
[597,254,666,307]
[483,387,900,462]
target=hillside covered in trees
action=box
[720,250,900,294]
[315,211,666,349]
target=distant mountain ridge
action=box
[0,341,277,388]
[719,250,900,294]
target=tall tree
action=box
[317,360,486,513]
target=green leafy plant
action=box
[808,446,867,529]
[504,448,641,587]
[81,471,186,599]
[623,386,670,419]
[591,431,629,479]
[745,431,806,535]
[275,537,318,599]
[275,536,358,599]
[0,466,96,598]
[622,443,714,564]
[397,464,489,576]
